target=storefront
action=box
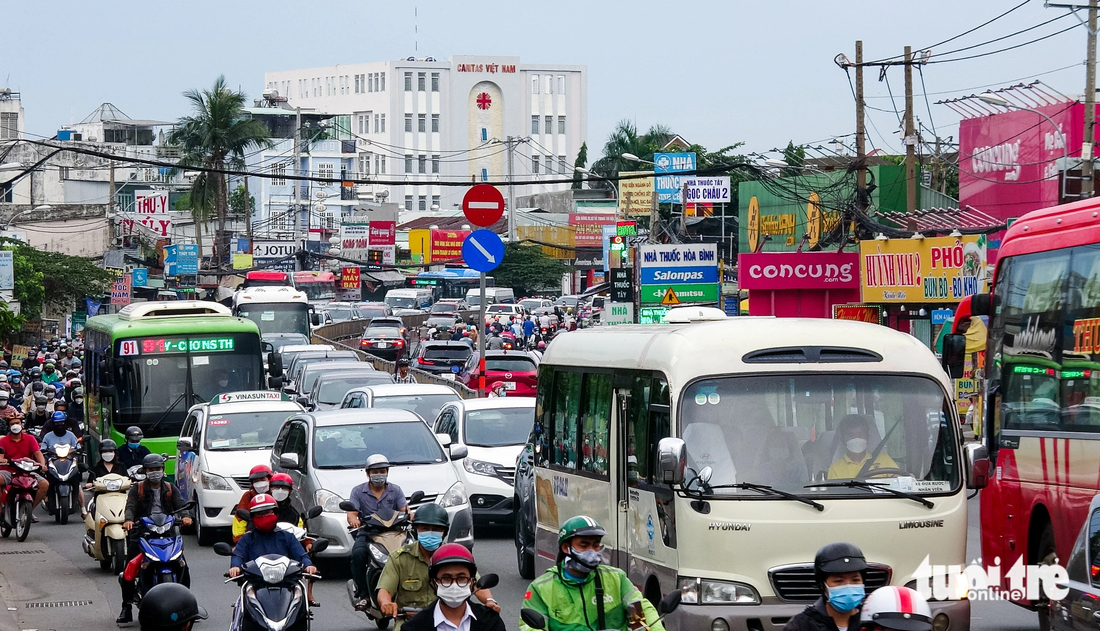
[738,251,861,317]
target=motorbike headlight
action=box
[370,543,390,564]
[104,479,123,492]
[437,481,468,508]
[462,458,498,477]
[200,471,232,491]
[315,488,346,513]
[678,577,759,605]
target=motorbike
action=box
[521,589,682,631]
[82,472,131,572]
[44,443,82,524]
[0,457,39,542]
[214,527,330,631]
[133,502,195,603]
[340,490,424,630]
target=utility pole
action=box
[108,159,116,247]
[293,106,302,250]
[1084,0,1098,197]
[904,45,917,215]
[244,176,253,239]
[506,136,516,242]
[855,41,866,192]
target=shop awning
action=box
[579,282,609,298]
[362,270,406,285]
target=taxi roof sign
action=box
[211,391,292,404]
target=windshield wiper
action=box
[703,482,824,511]
[804,480,935,509]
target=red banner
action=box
[430,230,470,263]
[369,221,396,246]
[832,304,881,324]
[340,267,360,290]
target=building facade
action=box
[261,55,587,224]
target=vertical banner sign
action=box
[131,268,148,287]
[368,221,397,266]
[610,268,634,303]
[0,250,13,291]
[340,224,371,261]
[338,267,362,301]
[653,153,696,203]
[619,171,655,216]
[176,244,200,275]
[110,275,132,306]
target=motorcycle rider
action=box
[0,421,50,518]
[348,454,409,610]
[395,359,418,384]
[22,367,42,398]
[519,515,663,631]
[86,439,122,489]
[23,395,50,432]
[401,544,505,631]
[228,493,317,578]
[118,454,193,624]
[782,542,867,631]
[858,586,933,631]
[137,582,208,631]
[270,472,319,606]
[41,362,61,385]
[232,464,273,543]
[0,390,23,434]
[117,426,151,471]
[40,402,81,438]
[377,502,499,621]
[39,412,86,517]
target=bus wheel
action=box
[1036,524,1056,631]
[644,577,661,610]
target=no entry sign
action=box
[462,184,505,227]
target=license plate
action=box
[503,382,517,390]
[377,342,388,348]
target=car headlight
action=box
[437,481,468,508]
[315,488,346,513]
[678,577,759,605]
[462,458,497,477]
[200,471,232,491]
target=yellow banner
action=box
[232,254,253,270]
[859,235,987,303]
[619,171,654,217]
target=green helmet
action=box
[557,515,606,547]
[412,502,450,530]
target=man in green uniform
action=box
[520,515,664,631]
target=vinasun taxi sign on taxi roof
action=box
[211,391,291,404]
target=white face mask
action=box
[102,452,115,463]
[846,438,868,454]
[435,582,471,608]
[253,481,270,494]
[271,488,291,502]
[9,424,21,434]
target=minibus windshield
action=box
[679,373,959,498]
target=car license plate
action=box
[377,342,388,348]
[503,382,517,390]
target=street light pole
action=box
[979,92,1070,202]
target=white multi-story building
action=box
[261,55,587,223]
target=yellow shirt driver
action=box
[827,414,898,479]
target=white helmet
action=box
[364,453,391,471]
[860,586,932,631]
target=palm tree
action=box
[590,120,675,188]
[175,173,216,268]
[169,76,271,264]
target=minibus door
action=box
[613,387,632,571]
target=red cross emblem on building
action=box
[476,92,492,110]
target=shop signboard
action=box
[832,304,882,324]
[683,177,732,204]
[737,251,860,290]
[603,303,634,326]
[569,213,618,248]
[110,275,132,306]
[931,309,954,325]
[610,269,633,303]
[639,243,718,305]
[639,306,670,325]
[619,171,654,217]
[859,235,987,303]
[654,152,696,203]
[176,244,199,275]
[0,250,12,291]
[430,229,471,263]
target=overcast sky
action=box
[5,0,1085,159]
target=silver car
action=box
[269,408,474,559]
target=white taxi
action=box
[175,391,305,545]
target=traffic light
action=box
[368,249,384,265]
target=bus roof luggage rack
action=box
[117,301,232,321]
[742,346,883,364]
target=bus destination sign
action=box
[119,336,236,356]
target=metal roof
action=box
[874,206,1005,233]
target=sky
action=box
[4,0,1087,160]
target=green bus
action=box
[84,301,266,476]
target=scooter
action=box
[0,457,39,542]
[133,502,195,602]
[44,443,82,524]
[214,537,329,631]
[340,491,424,630]
[521,589,682,631]
[82,472,131,572]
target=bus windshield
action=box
[677,373,959,497]
[114,333,264,437]
[385,296,420,309]
[238,303,310,337]
[297,282,335,302]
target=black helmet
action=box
[137,583,208,630]
[34,395,47,406]
[125,426,143,442]
[31,381,44,393]
[29,367,42,379]
[396,358,410,367]
[813,542,867,588]
[411,502,450,531]
[142,453,166,470]
[100,439,117,452]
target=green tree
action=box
[492,242,570,295]
[169,76,272,264]
[7,243,111,321]
[228,184,255,216]
[781,141,806,177]
[589,121,673,189]
[571,142,588,190]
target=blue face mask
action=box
[127,442,141,449]
[418,531,443,552]
[827,584,866,613]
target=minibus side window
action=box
[533,365,553,467]
[627,374,671,484]
[580,373,612,477]
[649,377,671,484]
[551,371,581,469]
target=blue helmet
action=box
[51,411,66,422]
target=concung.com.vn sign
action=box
[737,252,860,290]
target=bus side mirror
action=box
[99,385,117,399]
[268,353,283,377]
[970,293,991,317]
[965,443,990,490]
[656,437,687,486]
[941,334,967,380]
[311,313,321,326]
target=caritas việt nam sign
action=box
[860,235,987,303]
[738,252,859,290]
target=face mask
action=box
[9,424,21,434]
[36,407,46,414]
[435,582,471,608]
[253,512,278,532]
[74,398,83,405]
[846,438,868,454]
[146,471,165,484]
[271,489,291,502]
[102,452,115,463]
[418,531,443,552]
[827,583,865,613]
[0,401,8,409]
[128,442,141,449]
[253,481,270,494]
[370,473,388,487]
[563,547,602,579]
[53,428,66,437]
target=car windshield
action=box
[358,306,388,319]
[486,305,511,313]
[431,304,457,314]
[237,303,311,337]
[264,334,310,352]
[328,306,354,321]
[373,393,460,422]
[424,347,471,360]
[303,365,366,394]
[364,327,400,338]
[486,357,537,372]
[204,410,295,450]
[520,300,543,309]
[313,421,445,468]
[318,374,394,404]
[385,296,419,309]
[464,406,534,447]
[677,374,959,497]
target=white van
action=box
[384,288,433,311]
[465,287,515,307]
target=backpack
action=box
[136,480,173,501]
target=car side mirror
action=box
[278,453,301,470]
[659,590,682,615]
[965,443,990,490]
[213,542,233,557]
[409,490,425,505]
[295,396,311,409]
[268,353,283,376]
[311,313,321,326]
[941,334,967,380]
[268,376,285,389]
[436,433,452,447]
[306,505,323,520]
[449,444,468,461]
[176,437,194,453]
[338,500,356,512]
[656,437,687,486]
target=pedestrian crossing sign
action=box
[661,287,681,305]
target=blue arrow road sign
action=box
[462,229,505,273]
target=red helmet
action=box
[249,464,273,481]
[429,543,477,579]
[248,493,278,514]
[271,472,294,489]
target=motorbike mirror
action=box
[177,501,196,513]
[310,538,329,555]
[212,542,233,557]
[235,508,251,522]
[659,590,682,615]
[409,490,425,505]
[306,505,324,520]
[475,573,499,590]
[520,608,547,631]
[338,500,357,512]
